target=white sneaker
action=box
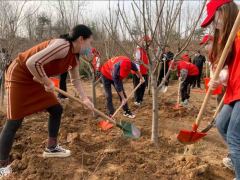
[223,156,235,171]
[123,110,136,119]
[43,144,71,158]
[134,102,141,106]
[0,165,12,178]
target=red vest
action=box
[92,54,101,71]
[177,61,199,77]
[131,47,148,75]
[182,55,191,62]
[101,56,130,81]
[225,28,240,104]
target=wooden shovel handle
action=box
[195,11,240,126]
[33,77,116,125]
[111,82,142,118]
[213,93,226,119]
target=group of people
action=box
[0,0,240,179]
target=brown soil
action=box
[0,80,235,180]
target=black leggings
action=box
[0,103,63,161]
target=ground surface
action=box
[0,79,235,180]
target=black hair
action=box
[185,50,189,52]
[197,50,200,54]
[59,24,93,42]
[165,45,170,48]
[1,48,5,53]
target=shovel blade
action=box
[172,106,183,110]
[161,86,168,93]
[97,121,113,130]
[177,129,207,145]
[118,120,141,138]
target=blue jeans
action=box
[216,100,240,179]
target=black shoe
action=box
[43,144,71,158]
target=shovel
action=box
[161,55,168,93]
[177,11,240,145]
[98,82,142,130]
[172,78,183,110]
[201,93,225,133]
[34,77,141,139]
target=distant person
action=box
[181,50,191,63]
[57,72,68,100]
[91,48,102,82]
[169,60,199,106]
[157,45,174,87]
[132,36,149,105]
[192,50,206,89]
[101,56,145,118]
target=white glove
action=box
[208,78,221,90]
[162,57,166,61]
[219,69,229,86]
[140,77,145,84]
[44,81,55,92]
[205,61,208,64]
[83,98,94,110]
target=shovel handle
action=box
[213,93,226,119]
[195,11,240,126]
[33,77,116,125]
[111,82,142,118]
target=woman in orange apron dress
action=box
[0,24,94,178]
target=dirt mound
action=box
[0,82,235,180]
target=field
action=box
[0,80,235,180]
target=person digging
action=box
[0,24,95,178]
[169,60,199,106]
[101,56,145,119]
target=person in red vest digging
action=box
[169,60,199,106]
[101,56,145,118]
[181,50,191,63]
[91,48,102,81]
[201,0,239,176]
[132,36,149,105]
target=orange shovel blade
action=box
[97,121,113,130]
[172,106,183,110]
[177,129,207,144]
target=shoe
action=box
[101,84,103,88]
[123,110,136,119]
[57,97,69,101]
[0,165,12,178]
[223,154,235,171]
[179,102,184,107]
[134,102,141,106]
[186,99,190,103]
[192,87,195,89]
[233,178,236,180]
[183,100,189,106]
[197,87,201,90]
[43,144,71,158]
[141,100,144,104]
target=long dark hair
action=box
[59,24,93,41]
[209,2,238,67]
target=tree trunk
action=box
[1,72,5,108]
[151,72,158,144]
[147,75,151,95]
[91,79,98,119]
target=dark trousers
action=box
[0,104,63,162]
[144,75,148,87]
[192,68,202,88]
[158,68,170,86]
[133,74,147,103]
[58,72,68,98]
[181,75,198,102]
[102,75,129,115]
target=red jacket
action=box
[177,61,199,77]
[181,55,191,63]
[131,47,148,75]
[92,54,101,71]
[101,56,135,81]
[225,28,240,104]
